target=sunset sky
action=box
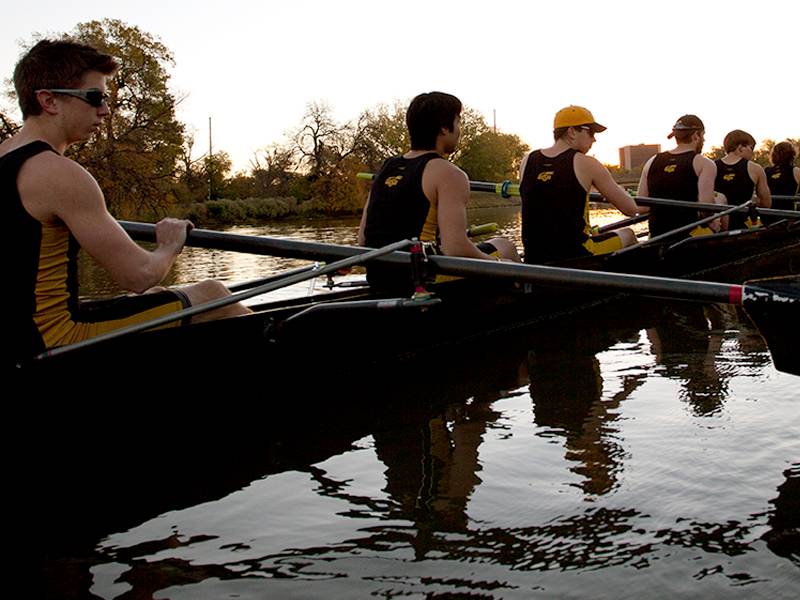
[2,0,797,172]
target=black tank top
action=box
[646,150,699,236]
[520,148,589,263]
[763,164,799,224]
[2,140,58,365]
[364,152,441,248]
[765,165,799,197]
[363,152,441,291]
[715,158,754,230]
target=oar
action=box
[228,264,318,292]
[597,213,649,234]
[33,237,415,360]
[121,220,795,316]
[630,196,799,220]
[425,256,799,376]
[612,201,753,256]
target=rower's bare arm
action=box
[637,158,653,197]
[694,155,717,204]
[357,194,370,246]
[586,157,640,216]
[431,164,493,260]
[750,163,772,208]
[518,153,530,181]
[30,157,186,293]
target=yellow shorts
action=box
[37,289,190,348]
[583,231,624,256]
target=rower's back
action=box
[646,150,699,237]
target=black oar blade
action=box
[742,276,800,376]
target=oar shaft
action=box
[121,221,408,264]
[597,213,649,233]
[429,255,742,305]
[360,173,800,219]
[613,201,752,256]
[228,265,318,292]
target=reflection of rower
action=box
[647,303,726,414]
[373,398,501,558]
[762,464,800,560]
[526,315,644,497]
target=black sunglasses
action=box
[36,88,109,108]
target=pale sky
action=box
[1,0,797,173]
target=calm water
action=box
[53,207,799,598]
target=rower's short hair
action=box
[723,130,756,153]
[406,92,462,150]
[13,39,118,119]
[553,126,570,141]
[770,141,797,166]
[669,114,704,143]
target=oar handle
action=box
[467,223,498,237]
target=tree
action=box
[455,130,529,182]
[62,19,186,217]
[448,106,490,164]
[291,101,368,179]
[0,110,19,142]
[357,101,409,171]
[249,144,297,197]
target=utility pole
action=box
[207,116,213,201]
[493,109,496,133]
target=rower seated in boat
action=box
[357,91,520,292]
[519,105,642,264]
[763,141,800,224]
[713,129,771,230]
[4,39,249,367]
[638,115,727,237]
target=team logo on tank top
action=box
[664,164,677,173]
[723,173,736,181]
[537,171,553,182]
[385,175,403,187]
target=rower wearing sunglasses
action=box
[2,39,249,367]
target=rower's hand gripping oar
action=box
[31,237,416,361]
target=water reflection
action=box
[762,464,800,563]
[526,316,645,497]
[646,303,772,415]
[36,209,799,597]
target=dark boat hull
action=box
[19,221,800,383]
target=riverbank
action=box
[175,191,521,228]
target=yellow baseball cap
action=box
[554,105,607,132]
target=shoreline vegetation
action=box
[177,191,521,228]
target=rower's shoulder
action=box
[424,156,467,180]
[20,151,95,190]
[693,153,715,168]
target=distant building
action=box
[619,144,660,170]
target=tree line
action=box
[2,20,796,222]
[0,19,528,220]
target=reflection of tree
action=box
[527,318,645,497]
